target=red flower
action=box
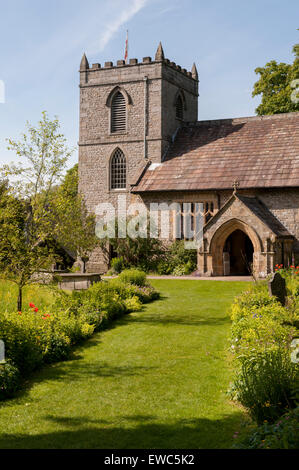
[29,303,35,309]
[34,307,39,313]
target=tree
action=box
[0,112,97,310]
[54,165,98,273]
[0,180,56,311]
[252,43,299,115]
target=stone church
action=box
[78,43,299,277]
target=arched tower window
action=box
[176,95,184,120]
[111,91,127,133]
[110,148,126,190]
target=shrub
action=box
[230,279,299,427]
[104,217,165,272]
[41,327,72,363]
[172,263,193,276]
[110,257,124,274]
[156,241,197,275]
[231,308,296,354]
[124,296,142,312]
[229,289,279,324]
[0,362,21,400]
[108,279,160,303]
[0,313,44,374]
[119,269,147,287]
[235,407,299,449]
[233,348,298,424]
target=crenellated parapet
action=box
[79,43,199,86]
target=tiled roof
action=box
[203,194,293,238]
[133,112,299,192]
[235,196,292,237]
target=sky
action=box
[0,0,298,168]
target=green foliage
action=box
[0,112,73,310]
[0,115,99,310]
[104,217,164,272]
[110,257,124,274]
[157,241,197,275]
[0,363,21,400]
[54,164,98,272]
[232,349,297,424]
[235,407,299,449]
[124,296,143,313]
[0,181,56,310]
[0,313,44,374]
[119,269,147,287]
[0,279,249,449]
[108,278,159,303]
[252,43,299,115]
[0,278,159,400]
[230,279,299,426]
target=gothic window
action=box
[110,148,126,190]
[176,203,196,240]
[205,202,214,224]
[111,91,127,133]
[176,95,184,120]
[174,202,215,239]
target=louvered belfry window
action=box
[176,95,184,120]
[111,148,126,190]
[111,92,127,133]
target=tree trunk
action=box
[17,286,23,312]
[82,260,86,274]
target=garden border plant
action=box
[229,267,299,448]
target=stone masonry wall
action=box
[78,55,198,272]
[218,188,299,253]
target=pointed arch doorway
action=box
[223,229,254,275]
[210,219,262,276]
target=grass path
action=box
[0,280,249,449]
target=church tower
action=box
[78,44,199,271]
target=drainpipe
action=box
[144,76,148,159]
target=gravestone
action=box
[0,340,5,364]
[268,272,287,305]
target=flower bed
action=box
[0,276,159,400]
[229,270,299,448]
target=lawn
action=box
[0,280,249,449]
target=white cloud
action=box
[90,0,149,54]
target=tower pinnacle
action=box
[155,42,165,61]
[80,53,89,71]
[191,63,198,80]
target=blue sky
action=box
[0,0,298,167]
